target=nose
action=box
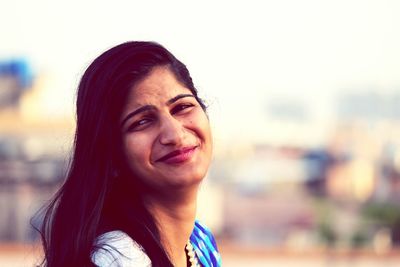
[158,114,185,146]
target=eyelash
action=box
[127,117,153,132]
[127,103,195,132]
[171,103,195,114]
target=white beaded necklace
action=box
[185,241,200,267]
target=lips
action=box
[156,146,198,164]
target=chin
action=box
[165,170,206,189]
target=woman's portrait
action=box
[1,2,400,267]
[38,41,221,267]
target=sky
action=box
[2,0,400,144]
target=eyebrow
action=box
[166,93,195,105]
[120,94,195,127]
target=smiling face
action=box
[120,66,212,193]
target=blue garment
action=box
[190,221,222,267]
[92,220,222,266]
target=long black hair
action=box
[38,41,206,266]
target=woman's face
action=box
[120,66,212,192]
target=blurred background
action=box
[1,0,400,266]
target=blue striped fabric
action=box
[189,221,222,267]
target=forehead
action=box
[126,66,191,107]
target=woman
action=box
[38,41,222,267]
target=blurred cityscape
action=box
[1,58,400,266]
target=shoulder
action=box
[190,220,222,267]
[91,230,151,267]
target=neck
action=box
[144,184,198,267]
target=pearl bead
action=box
[186,240,200,267]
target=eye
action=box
[127,117,153,132]
[171,103,195,115]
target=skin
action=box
[120,66,213,266]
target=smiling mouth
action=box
[156,146,198,164]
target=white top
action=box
[91,230,152,267]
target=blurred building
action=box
[208,90,400,249]
[0,59,71,242]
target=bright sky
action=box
[2,0,400,144]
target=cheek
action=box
[193,113,212,143]
[122,136,152,168]
[186,114,213,161]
